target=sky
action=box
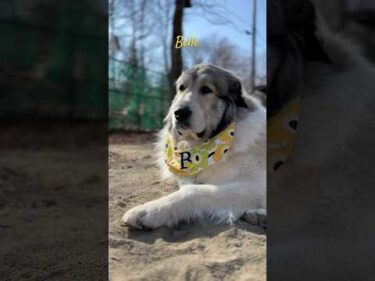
[184,0,266,77]
[183,0,267,76]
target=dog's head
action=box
[166,64,249,140]
[268,0,331,116]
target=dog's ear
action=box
[268,0,331,116]
[227,75,248,108]
[285,0,331,63]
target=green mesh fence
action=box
[109,59,170,131]
[0,2,107,120]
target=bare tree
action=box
[208,38,240,69]
[156,0,173,74]
[183,37,243,70]
[169,0,187,99]
[110,0,155,65]
[138,0,147,68]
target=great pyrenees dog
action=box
[269,0,375,212]
[268,0,375,278]
[122,64,266,229]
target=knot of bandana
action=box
[268,98,300,173]
[165,123,236,177]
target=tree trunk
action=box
[169,0,185,100]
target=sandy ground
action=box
[0,123,107,280]
[109,133,266,281]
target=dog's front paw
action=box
[121,201,176,229]
[242,208,267,228]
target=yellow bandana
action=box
[268,98,300,173]
[165,123,236,177]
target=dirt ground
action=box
[0,123,107,280]
[109,132,266,281]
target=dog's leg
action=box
[122,181,265,229]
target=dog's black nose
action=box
[174,107,191,124]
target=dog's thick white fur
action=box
[269,2,375,247]
[122,68,266,229]
[272,24,375,190]
[268,3,375,277]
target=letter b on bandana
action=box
[179,152,192,169]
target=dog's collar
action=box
[165,122,236,177]
[268,97,300,172]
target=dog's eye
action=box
[179,84,185,91]
[200,86,212,95]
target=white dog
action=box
[269,0,375,201]
[267,1,375,278]
[122,64,266,229]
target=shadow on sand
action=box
[124,219,266,244]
